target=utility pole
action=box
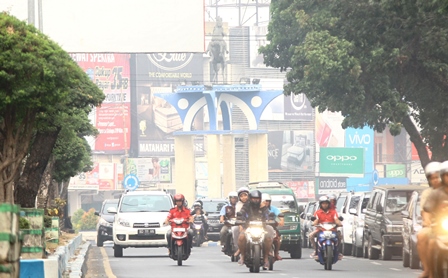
[28,0,43,31]
[27,0,35,26]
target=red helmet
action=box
[174,194,185,203]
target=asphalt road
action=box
[84,240,424,278]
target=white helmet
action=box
[261,193,271,203]
[228,191,238,198]
[237,187,250,197]
[425,161,441,176]
[440,161,448,175]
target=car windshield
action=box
[202,201,227,213]
[271,195,298,213]
[102,201,118,215]
[386,191,412,212]
[361,196,370,211]
[120,195,172,212]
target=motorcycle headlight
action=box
[194,224,202,229]
[442,218,448,231]
[321,224,336,231]
[117,218,130,227]
[247,227,264,238]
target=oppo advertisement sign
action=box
[319,147,364,177]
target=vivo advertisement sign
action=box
[319,147,364,177]
[345,127,374,191]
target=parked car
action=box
[95,199,119,247]
[363,185,424,260]
[402,189,424,269]
[349,192,370,257]
[249,181,303,258]
[300,201,318,249]
[197,198,228,241]
[108,190,174,257]
[339,191,365,256]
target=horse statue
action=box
[207,41,227,83]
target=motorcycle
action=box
[192,215,205,247]
[315,222,340,270]
[236,213,276,273]
[169,218,191,266]
[223,219,239,262]
[432,215,448,277]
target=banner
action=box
[126,157,172,183]
[316,177,347,195]
[267,130,314,173]
[319,147,364,177]
[411,161,426,184]
[345,127,374,189]
[68,162,118,191]
[284,93,313,121]
[70,53,131,154]
[285,181,315,199]
[98,163,115,191]
[135,53,204,157]
[315,110,345,148]
[139,140,205,157]
[385,164,406,178]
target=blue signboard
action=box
[123,174,140,191]
[345,127,374,192]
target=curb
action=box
[201,241,219,247]
[67,241,91,278]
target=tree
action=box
[0,13,103,203]
[260,0,448,167]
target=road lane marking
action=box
[100,247,117,278]
[371,262,382,265]
[390,268,401,271]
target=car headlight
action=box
[442,218,448,231]
[99,218,113,227]
[386,225,402,233]
[247,227,264,238]
[289,225,298,230]
[117,218,130,227]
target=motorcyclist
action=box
[261,193,284,261]
[417,161,441,278]
[164,194,194,256]
[237,190,275,270]
[191,199,209,240]
[191,202,208,241]
[423,160,448,278]
[327,193,337,210]
[219,191,238,251]
[310,196,342,259]
[232,187,250,257]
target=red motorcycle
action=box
[169,218,191,266]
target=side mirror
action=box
[376,204,383,213]
[107,207,117,214]
[361,208,366,214]
[349,208,357,215]
[310,216,316,221]
[338,216,344,221]
[306,212,312,219]
[300,212,305,219]
[401,211,410,218]
[94,211,100,216]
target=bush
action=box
[71,208,98,231]
[19,217,30,230]
[44,216,52,228]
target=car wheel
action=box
[113,245,123,257]
[342,239,352,256]
[96,234,104,247]
[290,243,302,259]
[381,235,392,260]
[409,241,420,269]
[402,243,410,268]
[368,235,379,260]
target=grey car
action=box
[95,199,119,247]
[196,198,228,241]
[402,189,424,269]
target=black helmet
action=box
[249,190,262,209]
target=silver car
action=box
[348,192,370,257]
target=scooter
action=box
[169,218,191,266]
[223,219,238,262]
[192,216,205,247]
[315,222,340,270]
[432,212,448,277]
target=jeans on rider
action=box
[232,226,241,251]
[166,229,194,253]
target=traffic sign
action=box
[123,174,139,191]
[372,170,379,185]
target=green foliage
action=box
[261,0,448,164]
[19,217,30,230]
[43,216,52,228]
[71,208,98,231]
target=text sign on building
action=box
[385,164,406,178]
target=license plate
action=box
[173,227,186,232]
[138,229,155,235]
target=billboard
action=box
[260,92,313,121]
[2,0,205,53]
[268,130,314,173]
[315,110,345,148]
[320,147,364,177]
[126,157,172,185]
[68,162,119,191]
[135,53,204,157]
[284,181,315,199]
[385,164,406,178]
[70,53,130,154]
[411,161,427,184]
